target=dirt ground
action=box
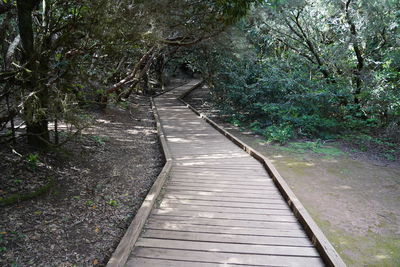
[185,85,400,267]
[0,95,163,266]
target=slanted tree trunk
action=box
[102,46,156,103]
[17,0,49,147]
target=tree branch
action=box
[102,45,157,103]
[0,1,15,15]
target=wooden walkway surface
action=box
[126,81,326,266]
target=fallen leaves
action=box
[0,96,163,266]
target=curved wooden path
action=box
[122,81,343,267]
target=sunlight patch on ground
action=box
[96,119,112,124]
[286,162,315,167]
[175,153,248,160]
[321,158,339,163]
[168,137,191,143]
[334,185,352,190]
[375,254,390,260]
[126,129,140,134]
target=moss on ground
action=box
[276,141,346,158]
[308,208,400,267]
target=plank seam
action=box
[158,203,289,210]
[146,220,302,230]
[132,256,270,266]
[151,214,298,223]
[143,228,306,238]
[135,244,319,257]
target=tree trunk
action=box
[345,0,364,106]
[102,46,156,103]
[17,0,49,147]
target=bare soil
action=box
[0,95,163,266]
[185,85,400,267]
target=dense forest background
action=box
[1,0,399,148]
[1,0,399,265]
[191,0,400,147]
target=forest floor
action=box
[0,93,166,266]
[185,85,400,267]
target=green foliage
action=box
[186,0,400,144]
[263,125,294,144]
[27,153,39,164]
[107,199,118,207]
[91,135,108,146]
[85,200,94,206]
[383,153,396,161]
[26,153,40,170]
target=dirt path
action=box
[0,96,163,266]
[185,86,400,267]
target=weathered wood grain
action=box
[122,80,345,266]
[131,247,324,267]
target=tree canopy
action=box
[184,0,400,143]
[0,0,399,146]
[0,0,261,146]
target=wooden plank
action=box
[170,175,272,182]
[162,193,284,204]
[172,164,264,169]
[122,81,343,267]
[172,165,264,170]
[155,204,293,215]
[137,237,320,257]
[126,258,250,267]
[179,93,346,267]
[169,154,249,158]
[169,172,270,179]
[169,174,269,180]
[142,229,313,247]
[160,199,287,209]
[148,215,302,230]
[169,178,272,184]
[164,189,283,199]
[152,209,297,222]
[166,185,280,194]
[131,247,324,267]
[169,178,273,186]
[155,204,291,215]
[172,156,257,161]
[168,181,275,189]
[145,221,307,237]
[171,163,263,168]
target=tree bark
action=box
[101,46,156,104]
[17,0,49,147]
[290,12,332,81]
[345,0,364,105]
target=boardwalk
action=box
[126,81,326,266]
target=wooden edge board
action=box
[178,82,347,267]
[106,97,174,267]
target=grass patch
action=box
[277,141,345,157]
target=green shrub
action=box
[263,124,294,144]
